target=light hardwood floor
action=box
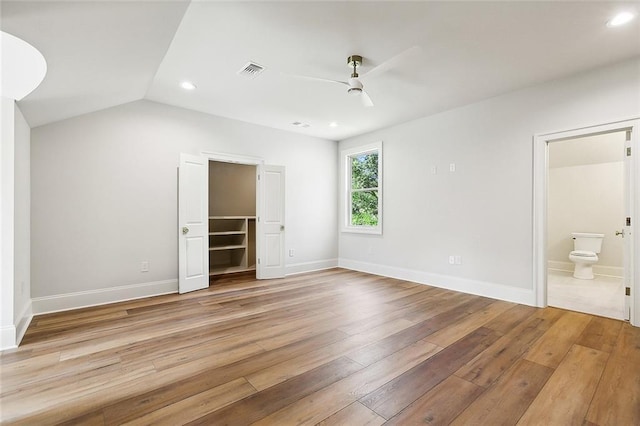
[1,268,638,425]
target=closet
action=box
[208,161,257,276]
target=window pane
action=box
[351,152,379,190]
[351,190,378,226]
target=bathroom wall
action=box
[548,131,626,276]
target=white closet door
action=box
[178,154,209,293]
[623,129,632,321]
[257,165,285,279]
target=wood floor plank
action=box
[184,357,363,426]
[317,402,386,426]
[246,317,414,391]
[482,304,540,335]
[251,339,442,425]
[101,329,349,425]
[424,300,514,347]
[386,375,483,425]
[1,269,635,425]
[57,410,106,426]
[347,297,494,367]
[517,344,609,425]
[585,323,640,426]
[454,314,546,388]
[121,377,256,426]
[451,359,553,426]
[524,310,592,368]
[576,315,623,353]
[360,326,502,419]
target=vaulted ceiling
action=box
[3,1,639,140]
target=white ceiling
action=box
[3,1,640,141]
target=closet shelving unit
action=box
[209,216,256,275]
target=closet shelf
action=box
[209,264,256,276]
[210,231,246,236]
[209,216,256,219]
[210,244,246,251]
[209,211,256,278]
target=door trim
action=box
[533,118,640,326]
[200,151,265,278]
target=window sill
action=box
[341,226,382,235]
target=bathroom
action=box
[547,131,627,320]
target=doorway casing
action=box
[178,151,286,293]
[202,151,286,281]
[533,118,640,326]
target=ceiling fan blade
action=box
[360,45,421,80]
[361,90,374,107]
[286,73,349,87]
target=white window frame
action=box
[341,141,383,234]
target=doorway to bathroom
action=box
[546,131,626,319]
[533,118,639,326]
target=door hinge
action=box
[627,147,632,157]
[626,287,631,296]
[258,174,261,181]
[627,217,631,226]
[258,258,261,265]
[626,130,631,142]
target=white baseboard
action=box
[339,258,536,306]
[1,325,17,351]
[31,279,178,315]
[0,301,33,351]
[286,258,338,276]
[15,300,33,346]
[548,260,623,278]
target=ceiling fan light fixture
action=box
[347,87,363,96]
[607,11,635,27]
[180,81,196,90]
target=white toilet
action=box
[569,232,604,279]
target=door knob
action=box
[182,226,189,235]
[280,225,285,231]
[615,229,625,237]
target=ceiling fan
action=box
[291,46,420,108]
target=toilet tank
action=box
[571,232,604,253]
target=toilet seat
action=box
[570,250,597,258]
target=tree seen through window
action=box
[350,151,379,226]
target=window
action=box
[342,142,382,234]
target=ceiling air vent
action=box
[237,62,265,78]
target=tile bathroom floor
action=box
[547,269,625,320]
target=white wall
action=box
[14,105,32,338]
[30,100,337,310]
[338,58,640,305]
[548,132,625,276]
[1,97,16,348]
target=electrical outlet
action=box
[141,261,149,272]
[455,256,462,265]
[449,256,455,265]
[289,249,295,257]
[449,163,456,172]
[431,166,437,175]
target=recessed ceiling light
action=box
[607,12,635,27]
[329,122,338,128]
[180,81,196,90]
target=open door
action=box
[623,129,632,321]
[257,165,286,279]
[178,154,209,293]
